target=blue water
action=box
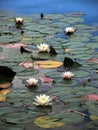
[0,0,98,25]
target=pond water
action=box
[0,0,98,130]
[0,0,98,24]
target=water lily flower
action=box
[15,17,23,24]
[37,43,49,52]
[26,78,38,86]
[33,94,52,106]
[62,71,74,79]
[65,27,75,34]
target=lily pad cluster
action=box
[0,11,98,130]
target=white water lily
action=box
[26,78,38,86]
[65,27,75,34]
[15,17,23,24]
[62,71,74,79]
[33,94,52,106]
[37,43,49,52]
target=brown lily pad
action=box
[0,82,12,89]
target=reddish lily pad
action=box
[39,76,54,83]
[84,94,98,101]
[0,82,12,89]
[0,43,27,49]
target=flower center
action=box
[41,97,46,101]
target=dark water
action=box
[0,0,98,25]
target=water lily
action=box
[33,94,52,106]
[37,43,49,52]
[15,17,23,24]
[26,78,38,86]
[62,71,74,79]
[65,27,75,34]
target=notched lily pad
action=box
[34,116,64,128]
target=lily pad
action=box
[52,112,85,124]
[37,60,63,68]
[1,111,34,125]
[0,82,12,89]
[17,68,39,76]
[34,116,64,128]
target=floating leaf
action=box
[17,68,39,76]
[20,61,33,68]
[84,94,98,101]
[0,43,27,49]
[39,76,54,83]
[90,115,98,120]
[0,89,11,95]
[52,112,85,124]
[73,70,90,78]
[34,116,64,128]
[0,94,6,102]
[37,60,63,68]
[0,82,12,89]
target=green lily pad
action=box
[11,66,25,73]
[23,31,44,38]
[1,111,34,125]
[17,68,39,76]
[45,14,65,20]
[61,17,84,24]
[0,47,3,52]
[52,112,84,124]
[47,87,73,97]
[73,70,90,78]
[73,87,98,95]
[34,116,64,128]
[86,42,98,49]
[92,36,98,42]
[21,37,33,44]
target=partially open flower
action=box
[15,17,23,24]
[33,94,52,106]
[26,78,38,86]
[65,27,75,34]
[37,43,49,52]
[62,71,74,79]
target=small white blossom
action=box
[26,78,38,86]
[15,17,23,24]
[33,94,52,106]
[62,71,74,79]
[37,43,49,52]
[65,27,75,34]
